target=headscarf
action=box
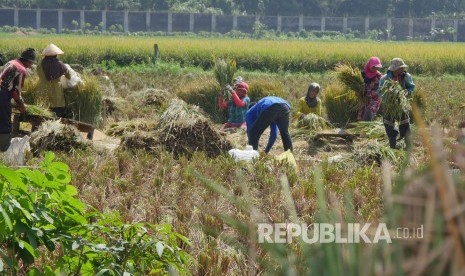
[364,57,382,80]
[305,83,320,108]
[305,96,318,108]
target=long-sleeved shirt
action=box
[218,92,250,123]
[0,59,27,109]
[246,96,291,152]
[296,96,322,117]
[378,70,415,97]
[37,58,70,108]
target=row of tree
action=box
[1,0,465,17]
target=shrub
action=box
[178,83,228,123]
[247,79,286,103]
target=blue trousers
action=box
[248,103,293,153]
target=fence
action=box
[0,8,464,41]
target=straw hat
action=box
[42,44,64,56]
[388,58,408,71]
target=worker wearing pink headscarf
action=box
[358,57,383,121]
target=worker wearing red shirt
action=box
[0,48,36,151]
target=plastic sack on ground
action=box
[275,150,298,171]
[5,135,31,165]
[228,145,259,162]
[60,64,83,89]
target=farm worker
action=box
[296,82,322,117]
[37,43,71,118]
[0,48,36,151]
[358,57,383,121]
[218,76,250,129]
[246,96,293,153]
[378,57,415,149]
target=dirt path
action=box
[84,129,120,151]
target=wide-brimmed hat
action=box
[19,48,37,63]
[388,58,408,71]
[42,44,64,56]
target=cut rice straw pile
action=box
[297,113,330,130]
[349,120,386,140]
[30,120,89,154]
[106,119,157,137]
[157,99,232,157]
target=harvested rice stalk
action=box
[297,113,330,131]
[352,139,402,166]
[121,131,159,152]
[13,104,54,118]
[380,80,411,121]
[324,83,359,127]
[106,119,157,137]
[30,120,89,155]
[349,121,386,140]
[157,99,232,157]
[65,74,102,126]
[335,63,367,106]
[213,57,236,97]
[130,88,171,107]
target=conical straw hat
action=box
[42,44,64,56]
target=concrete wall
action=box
[1,8,464,41]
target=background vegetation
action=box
[1,0,465,18]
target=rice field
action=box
[1,34,465,74]
[2,33,465,274]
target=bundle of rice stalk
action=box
[22,74,42,104]
[157,99,232,157]
[106,119,157,137]
[30,120,89,155]
[324,83,359,127]
[130,88,171,108]
[351,139,401,166]
[13,104,54,118]
[335,63,367,106]
[213,57,236,96]
[64,74,103,127]
[349,120,386,140]
[120,130,159,152]
[380,80,411,122]
[297,113,329,131]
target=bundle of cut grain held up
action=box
[213,57,236,97]
[380,80,411,121]
[335,63,367,107]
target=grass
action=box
[2,35,465,74]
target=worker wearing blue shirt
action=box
[245,96,293,153]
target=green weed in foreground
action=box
[0,152,191,275]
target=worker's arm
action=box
[218,96,228,110]
[265,123,278,153]
[11,89,26,113]
[231,92,247,108]
[405,73,415,96]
